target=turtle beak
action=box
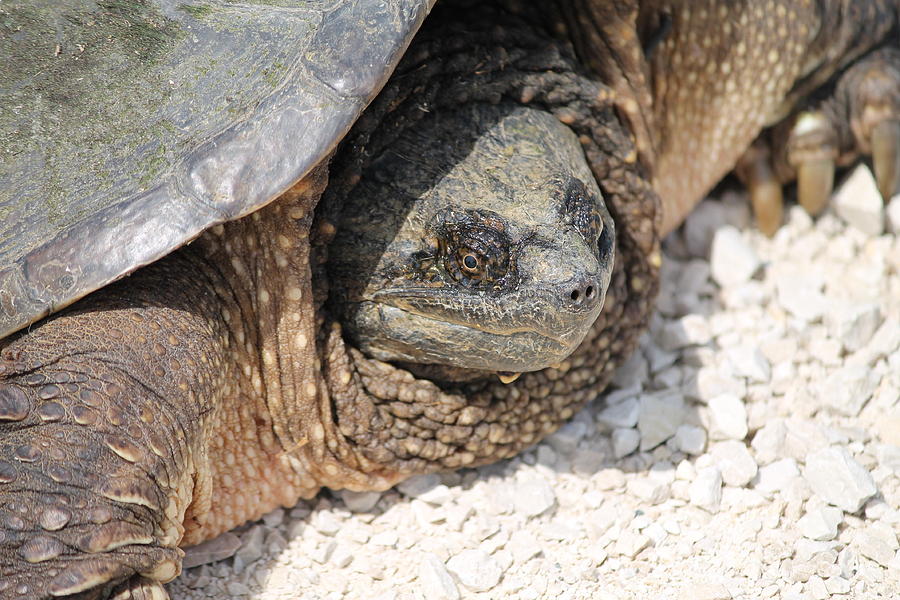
[497,372,521,384]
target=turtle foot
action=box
[0,358,186,600]
[738,46,900,235]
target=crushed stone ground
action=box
[167,168,900,600]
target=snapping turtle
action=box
[1,0,899,597]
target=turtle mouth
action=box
[348,288,601,372]
[371,286,595,346]
[361,304,575,372]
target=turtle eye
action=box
[440,235,509,288]
[598,215,614,254]
[446,241,507,287]
[563,178,605,242]
[461,252,480,273]
[433,208,512,289]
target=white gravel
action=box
[167,169,900,600]
[832,165,885,236]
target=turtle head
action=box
[327,104,615,376]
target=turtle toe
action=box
[104,576,170,600]
[785,110,838,217]
[736,140,785,237]
[871,118,900,201]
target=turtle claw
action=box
[497,371,521,384]
[872,119,900,201]
[786,111,838,218]
[107,576,170,600]
[736,141,783,237]
[750,177,784,238]
[796,157,835,217]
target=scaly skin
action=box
[1,1,899,598]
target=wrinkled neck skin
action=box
[290,1,657,485]
[196,0,661,501]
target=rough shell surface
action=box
[0,0,433,339]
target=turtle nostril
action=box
[568,279,601,307]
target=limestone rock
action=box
[832,164,884,236]
[514,480,557,517]
[674,424,707,456]
[803,447,877,512]
[798,506,843,541]
[710,441,758,487]
[612,427,641,458]
[638,393,686,451]
[690,466,723,512]
[818,366,879,417]
[755,458,801,493]
[710,226,761,288]
[708,394,749,441]
[446,550,503,592]
[418,553,460,600]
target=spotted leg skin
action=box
[0,255,231,600]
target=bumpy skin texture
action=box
[1,1,899,598]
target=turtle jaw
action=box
[347,301,601,373]
[347,254,612,373]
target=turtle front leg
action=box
[0,256,231,600]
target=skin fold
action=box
[0,1,897,598]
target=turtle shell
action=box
[0,0,433,339]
